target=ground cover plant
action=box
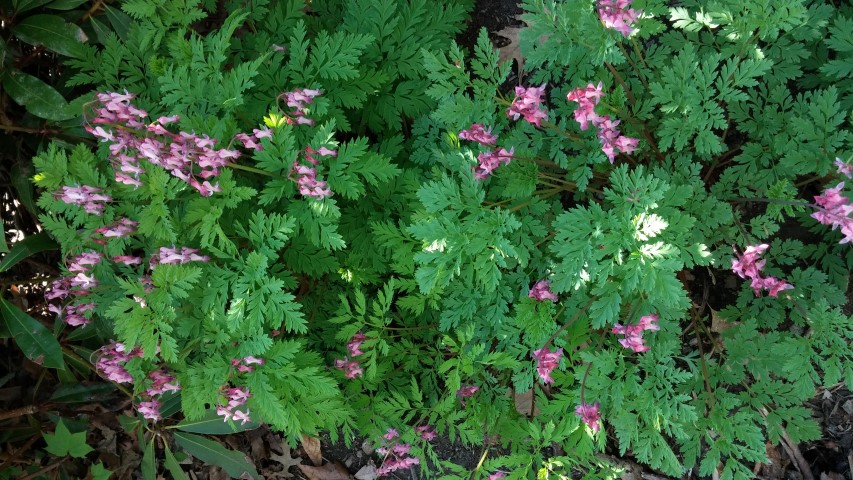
[1,0,853,478]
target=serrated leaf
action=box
[2,71,74,121]
[44,419,93,458]
[12,14,88,58]
[0,298,65,370]
[173,431,260,479]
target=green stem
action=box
[226,162,288,179]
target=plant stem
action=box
[543,298,595,350]
[226,162,288,179]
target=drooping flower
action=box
[474,147,514,179]
[532,347,563,384]
[94,218,138,239]
[597,0,641,37]
[456,385,479,398]
[150,246,210,268]
[375,428,419,477]
[567,82,639,163]
[489,472,507,480]
[835,158,853,179]
[335,358,363,379]
[812,182,853,244]
[146,369,181,396]
[459,124,498,145]
[731,244,796,295]
[575,402,601,433]
[507,85,548,127]
[415,425,437,441]
[347,332,367,357]
[55,185,112,215]
[137,400,162,421]
[528,280,558,302]
[96,342,142,384]
[612,314,659,353]
[217,386,252,423]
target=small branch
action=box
[542,298,594,350]
[18,458,68,480]
[0,405,39,421]
[80,0,105,22]
[759,407,814,480]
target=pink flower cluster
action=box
[93,217,137,242]
[567,82,639,163]
[731,245,795,296]
[457,123,514,179]
[597,0,641,37]
[812,182,853,244]
[234,127,273,151]
[217,386,253,424]
[336,332,366,379]
[281,88,322,126]
[46,251,104,326]
[532,347,563,384]
[136,368,182,421]
[528,280,558,302]
[231,356,264,374]
[293,145,335,199]
[612,314,659,353]
[456,385,479,406]
[507,85,548,127]
[149,246,210,268]
[54,186,112,215]
[86,91,242,197]
[489,472,507,480]
[415,424,437,441]
[575,401,601,433]
[836,158,853,179]
[95,342,142,384]
[376,428,420,477]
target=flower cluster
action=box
[415,424,437,441]
[46,251,103,326]
[731,245,795,296]
[281,88,322,126]
[457,123,515,179]
[611,314,659,353]
[95,342,142,384]
[234,127,273,151]
[507,84,548,127]
[489,472,507,480]
[136,369,181,421]
[812,182,853,244]
[86,91,242,197]
[456,385,479,406]
[217,387,253,425]
[54,185,112,215]
[335,332,366,378]
[597,0,641,37]
[836,158,853,179]
[293,145,335,199]
[376,428,419,477]
[231,356,265,374]
[528,280,558,301]
[93,217,137,242]
[567,82,639,163]
[532,347,563,384]
[575,402,602,433]
[149,246,210,268]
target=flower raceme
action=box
[458,123,514,179]
[575,402,602,433]
[731,245,794,296]
[597,0,641,37]
[528,280,558,301]
[612,314,659,353]
[335,332,367,378]
[567,82,639,163]
[507,84,548,127]
[532,347,563,384]
[811,182,853,244]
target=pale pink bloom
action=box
[532,347,563,384]
[231,409,252,425]
[334,358,363,379]
[347,332,367,357]
[835,158,853,179]
[113,255,143,265]
[459,124,498,145]
[137,400,161,421]
[731,244,769,279]
[376,456,419,476]
[528,280,558,301]
[489,473,507,480]
[383,428,399,441]
[474,147,514,179]
[575,402,601,433]
[68,251,102,272]
[456,385,479,401]
[147,369,181,396]
[415,425,436,441]
[70,272,97,290]
[507,85,548,127]
[597,0,641,37]
[812,182,853,244]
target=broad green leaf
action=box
[141,437,156,480]
[173,432,260,479]
[0,232,58,274]
[0,298,65,370]
[90,463,113,480]
[12,0,53,13]
[164,445,190,480]
[0,224,8,254]
[44,419,93,458]
[2,71,74,121]
[50,383,116,403]
[172,408,259,434]
[104,5,132,41]
[11,163,38,217]
[46,0,88,9]
[12,14,88,58]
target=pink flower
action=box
[216,386,252,423]
[575,402,601,433]
[836,158,853,179]
[507,85,548,127]
[137,400,162,421]
[456,385,479,398]
[597,0,641,37]
[68,251,102,272]
[459,124,498,145]
[95,218,138,238]
[489,473,507,480]
[335,358,363,379]
[812,182,853,244]
[113,255,143,265]
[383,428,399,441]
[231,409,252,425]
[55,185,111,215]
[280,88,322,125]
[732,244,796,295]
[612,314,659,353]
[532,347,563,384]
[146,369,181,396]
[528,280,558,302]
[415,425,437,441]
[151,246,210,267]
[474,147,514,179]
[347,332,367,357]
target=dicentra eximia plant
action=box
[22,0,853,479]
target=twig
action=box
[0,405,39,421]
[759,407,814,480]
[17,458,67,480]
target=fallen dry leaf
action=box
[710,307,734,333]
[301,435,323,466]
[298,462,353,480]
[495,24,524,76]
[270,446,302,478]
[354,464,378,480]
[513,389,541,417]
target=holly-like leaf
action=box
[44,419,94,458]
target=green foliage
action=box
[43,419,94,458]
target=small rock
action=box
[361,439,375,455]
[842,399,853,415]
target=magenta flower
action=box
[335,358,363,379]
[95,218,138,239]
[456,385,479,398]
[68,251,102,272]
[113,255,143,265]
[347,332,367,357]
[96,342,142,384]
[567,83,639,163]
[459,124,498,145]
[280,88,322,126]
[137,400,162,421]
[812,182,853,244]
[489,472,507,480]
[731,244,796,295]
[474,147,514,179]
[532,347,563,384]
[835,158,853,179]
[383,428,399,441]
[217,386,252,423]
[292,148,333,199]
[575,402,601,433]
[597,0,641,37]
[507,85,548,127]
[146,369,181,396]
[528,280,558,302]
[612,314,659,353]
[150,246,210,267]
[55,185,112,215]
[415,425,437,441]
